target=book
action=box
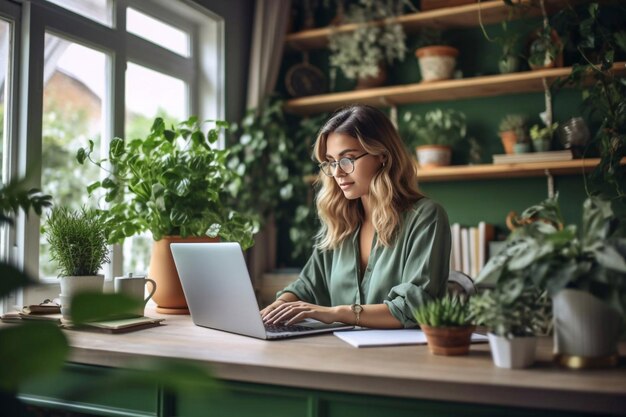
[492,150,573,165]
[478,222,495,272]
[62,316,165,334]
[1,311,22,323]
[333,329,489,348]
[461,227,470,276]
[18,313,63,324]
[21,302,61,315]
[450,223,462,271]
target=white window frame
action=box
[6,0,224,307]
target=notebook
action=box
[170,242,353,340]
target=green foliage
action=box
[530,122,558,142]
[469,286,552,338]
[328,0,411,80]
[476,194,626,316]
[77,116,257,249]
[498,114,527,134]
[70,292,144,324]
[0,176,52,227]
[552,3,626,198]
[43,206,110,277]
[402,108,467,147]
[414,294,471,327]
[527,26,562,68]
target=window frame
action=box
[5,0,224,307]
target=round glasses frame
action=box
[319,153,369,177]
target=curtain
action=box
[245,0,291,293]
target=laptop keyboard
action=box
[264,323,311,333]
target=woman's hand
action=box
[262,301,343,325]
[260,299,289,319]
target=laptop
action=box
[170,242,353,340]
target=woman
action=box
[261,105,451,328]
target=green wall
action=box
[274,7,598,266]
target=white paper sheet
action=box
[334,329,489,348]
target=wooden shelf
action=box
[416,158,607,182]
[284,63,626,115]
[285,0,573,51]
[304,158,621,184]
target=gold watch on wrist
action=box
[351,303,363,327]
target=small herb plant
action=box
[77,116,257,249]
[402,109,467,148]
[414,295,472,328]
[530,122,558,142]
[469,285,552,339]
[43,206,110,277]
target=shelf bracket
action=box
[545,169,555,198]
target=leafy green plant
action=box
[499,114,528,135]
[402,109,467,147]
[527,26,562,68]
[469,285,552,338]
[414,295,471,327]
[552,2,626,198]
[530,122,558,142]
[77,116,257,249]
[43,206,110,277]
[476,194,626,316]
[328,0,413,80]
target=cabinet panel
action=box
[19,363,158,416]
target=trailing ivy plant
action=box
[77,116,257,249]
[552,3,626,199]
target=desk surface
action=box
[64,310,626,415]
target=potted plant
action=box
[402,108,466,169]
[469,285,551,369]
[328,0,413,89]
[414,29,459,82]
[414,295,475,356]
[77,116,257,315]
[42,206,110,318]
[498,114,528,155]
[476,194,626,368]
[530,122,558,152]
[527,26,563,70]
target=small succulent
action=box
[414,294,471,327]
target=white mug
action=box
[114,274,157,317]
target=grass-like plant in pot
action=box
[469,285,551,369]
[77,116,258,315]
[498,114,528,155]
[402,108,466,169]
[414,294,475,356]
[475,194,626,368]
[43,206,110,318]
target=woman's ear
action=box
[379,153,388,166]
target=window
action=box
[2,0,224,306]
[39,34,108,278]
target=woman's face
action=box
[325,132,384,200]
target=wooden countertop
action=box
[63,311,626,415]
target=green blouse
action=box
[278,198,451,328]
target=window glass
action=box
[46,0,112,27]
[0,19,11,262]
[39,33,108,279]
[124,62,187,275]
[127,8,190,57]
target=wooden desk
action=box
[18,311,626,417]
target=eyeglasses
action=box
[319,153,369,177]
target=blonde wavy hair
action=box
[314,105,423,249]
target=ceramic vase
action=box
[552,289,622,369]
[415,145,452,169]
[415,46,459,82]
[488,333,537,369]
[148,236,218,315]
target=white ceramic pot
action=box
[415,45,459,82]
[59,274,105,318]
[488,333,537,369]
[415,145,452,169]
[552,289,622,368]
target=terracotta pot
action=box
[415,45,459,82]
[149,236,218,315]
[415,145,452,169]
[355,64,387,90]
[527,28,563,71]
[420,324,475,356]
[499,130,518,154]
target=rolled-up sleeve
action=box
[384,201,451,327]
[277,247,332,306]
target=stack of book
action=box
[450,222,495,279]
[492,150,573,165]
